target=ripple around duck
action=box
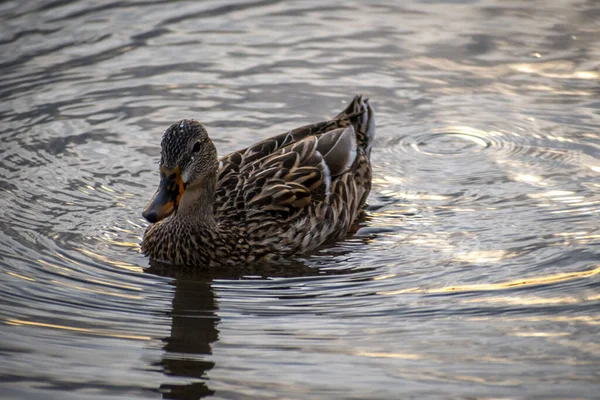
[407,126,492,156]
[377,118,600,213]
[391,125,504,160]
[386,119,599,167]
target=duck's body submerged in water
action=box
[141,95,375,267]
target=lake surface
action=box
[1,0,599,399]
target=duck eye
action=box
[192,142,201,153]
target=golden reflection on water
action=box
[510,61,600,80]
[4,319,151,341]
[380,265,600,295]
[51,279,142,299]
[407,57,599,86]
[511,332,570,337]
[512,173,547,186]
[356,351,422,360]
[54,251,85,268]
[98,222,143,249]
[520,84,592,96]
[382,367,525,386]
[464,293,599,306]
[100,184,115,193]
[353,344,595,371]
[372,176,405,185]
[453,250,509,264]
[351,349,528,365]
[77,248,143,273]
[373,274,397,281]
[550,207,600,215]
[102,237,141,248]
[528,191,600,217]
[38,258,74,273]
[468,315,600,326]
[529,190,575,198]
[403,233,455,252]
[6,271,35,282]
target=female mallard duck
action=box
[141,95,375,266]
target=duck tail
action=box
[336,95,375,158]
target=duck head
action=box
[143,120,217,223]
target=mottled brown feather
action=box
[142,95,375,267]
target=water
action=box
[1,0,599,398]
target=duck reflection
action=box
[145,234,376,399]
[146,261,324,399]
[150,270,218,399]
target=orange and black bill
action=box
[142,165,185,223]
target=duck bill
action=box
[142,165,184,223]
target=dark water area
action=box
[1,0,599,399]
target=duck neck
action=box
[176,170,217,228]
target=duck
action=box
[141,95,375,267]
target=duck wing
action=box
[215,96,374,223]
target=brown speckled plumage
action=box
[141,95,375,267]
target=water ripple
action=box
[0,0,599,398]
